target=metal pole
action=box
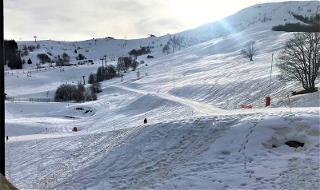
[100,58,103,67]
[0,0,5,175]
[104,56,107,66]
[269,53,274,86]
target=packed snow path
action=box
[111,85,222,115]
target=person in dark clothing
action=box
[6,136,8,141]
[144,118,147,124]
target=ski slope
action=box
[5,108,320,190]
[4,1,320,189]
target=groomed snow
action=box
[4,1,320,189]
[5,108,320,189]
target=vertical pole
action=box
[287,94,292,113]
[0,0,5,175]
[104,56,107,67]
[265,53,274,107]
[269,53,274,86]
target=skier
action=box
[144,118,147,124]
[6,136,8,141]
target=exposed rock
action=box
[285,141,304,148]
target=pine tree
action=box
[88,73,96,84]
[4,40,23,69]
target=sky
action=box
[4,0,304,41]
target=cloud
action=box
[5,0,180,40]
[4,0,296,41]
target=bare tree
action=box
[277,32,320,92]
[241,41,257,61]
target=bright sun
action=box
[169,0,228,24]
[168,0,253,27]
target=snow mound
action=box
[261,115,320,150]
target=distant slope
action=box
[16,1,319,69]
[177,1,320,43]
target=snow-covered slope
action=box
[15,1,319,69]
[5,1,320,189]
[5,107,320,190]
[8,24,319,109]
[178,1,320,43]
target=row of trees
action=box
[37,53,51,63]
[116,57,139,73]
[56,53,70,66]
[88,65,117,84]
[272,23,320,32]
[291,13,320,25]
[272,13,320,32]
[163,36,185,54]
[54,83,97,102]
[128,46,151,58]
[37,52,70,66]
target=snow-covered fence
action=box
[5,96,54,103]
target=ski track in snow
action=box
[111,84,222,115]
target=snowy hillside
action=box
[179,1,320,43]
[4,1,320,189]
[15,1,319,69]
[5,107,320,189]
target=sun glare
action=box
[169,0,236,26]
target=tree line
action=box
[272,13,320,32]
[4,40,23,69]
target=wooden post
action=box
[265,96,271,107]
